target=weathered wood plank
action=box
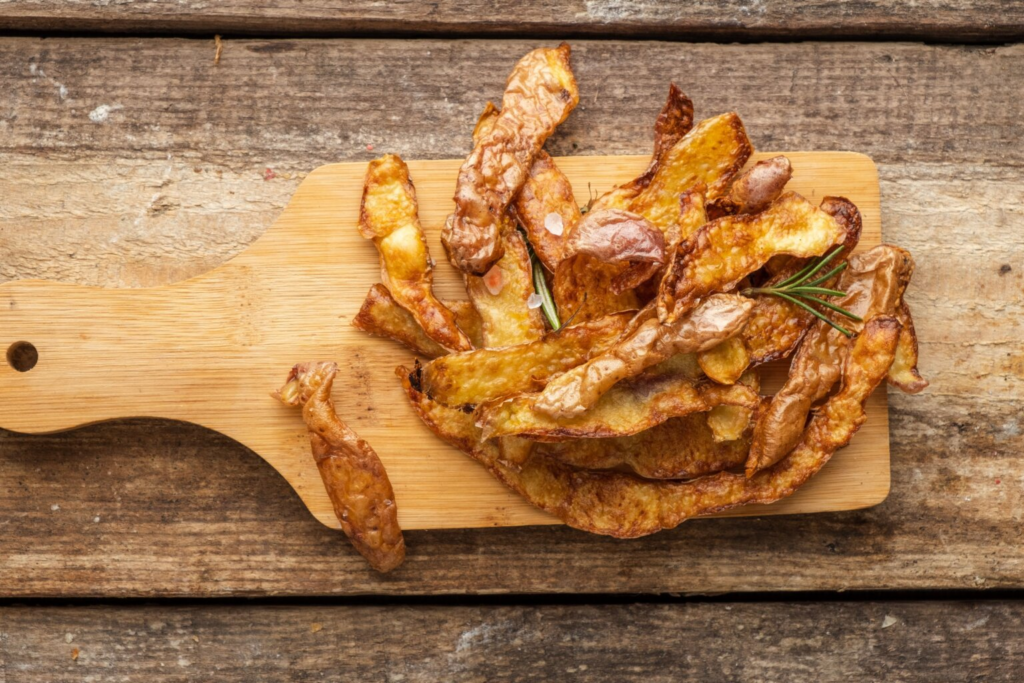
[1,601,1022,681]
[0,0,1022,42]
[0,38,1022,596]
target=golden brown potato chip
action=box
[534,294,754,419]
[512,151,580,272]
[628,112,753,234]
[420,311,632,408]
[706,371,760,442]
[402,317,898,538]
[465,230,546,347]
[746,245,915,476]
[359,154,473,352]
[550,209,667,321]
[477,353,759,441]
[537,412,750,479]
[276,362,405,572]
[740,196,863,365]
[888,301,928,394]
[352,284,484,358]
[661,192,856,323]
[590,84,695,212]
[442,44,579,275]
[706,155,793,219]
[698,335,751,385]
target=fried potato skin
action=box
[552,208,667,308]
[628,113,753,235]
[698,335,751,385]
[360,154,473,352]
[707,155,793,219]
[443,44,579,275]
[404,320,895,538]
[420,312,633,408]
[663,192,853,323]
[590,84,695,212]
[888,301,929,394]
[534,294,754,419]
[465,229,546,347]
[353,284,483,358]
[512,151,580,272]
[276,362,405,572]
[706,370,761,442]
[538,412,750,479]
[478,352,759,441]
[741,197,863,365]
[746,245,915,475]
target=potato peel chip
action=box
[359,154,473,352]
[662,192,857,324]
[465,229,546,347]
[534,294,754,419]
[353,284,483,358]
[442,44,579,275]
[477,355,759,441]
[888,301,929,394]
[277,362,405,572]
[401,317,897,538]
[420,312,633,408]
[538,412,750,479]
[746,245,915,476]
[512,151,580,272]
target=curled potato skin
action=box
[360,154,472,352]
[741,197,863,365]
[534,294,755,419]
[276,362,405,572]
[746,245,916,476]
[442,44,579,275]
[555,208,666,298]
[352,284,484,358]
[476,357,759,441]
[536,413,750,479]
[401,318,897,538]
[465,230,546,347]
[707,155,793,219]
[420,312,633,408]
[590,84,695,213]
[888,301,928,393]
[662,192,854,323]
[512,151,580,272]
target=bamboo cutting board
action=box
[0,152,887,530]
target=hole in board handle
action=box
[7,342,38,372]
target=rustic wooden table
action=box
[1,3,1023,681]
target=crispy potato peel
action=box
[360,154,473,352]
[353,284,483,358]
[277,362,405,572]
[442,44,579,275]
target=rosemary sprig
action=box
[521,230,561,330]
[741,246,862,337]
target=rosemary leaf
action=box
[773,292,854,337]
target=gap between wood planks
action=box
[0,28,1019,46]
[6,589,1024,609]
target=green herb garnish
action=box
[521,230,561,330]
[741,246,862,337]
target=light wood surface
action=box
[0,151,884,530]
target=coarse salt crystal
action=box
[483,265,504,295]
[527,293,544,309]
[544,212,564,236]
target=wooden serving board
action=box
[0,152,887,531]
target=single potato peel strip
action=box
[277,362,406,572]
[420,312,634,408]
[359,154,473,352]
[352,284,483,358]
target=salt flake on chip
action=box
[527,293,544,309]
[544,212,564,236]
